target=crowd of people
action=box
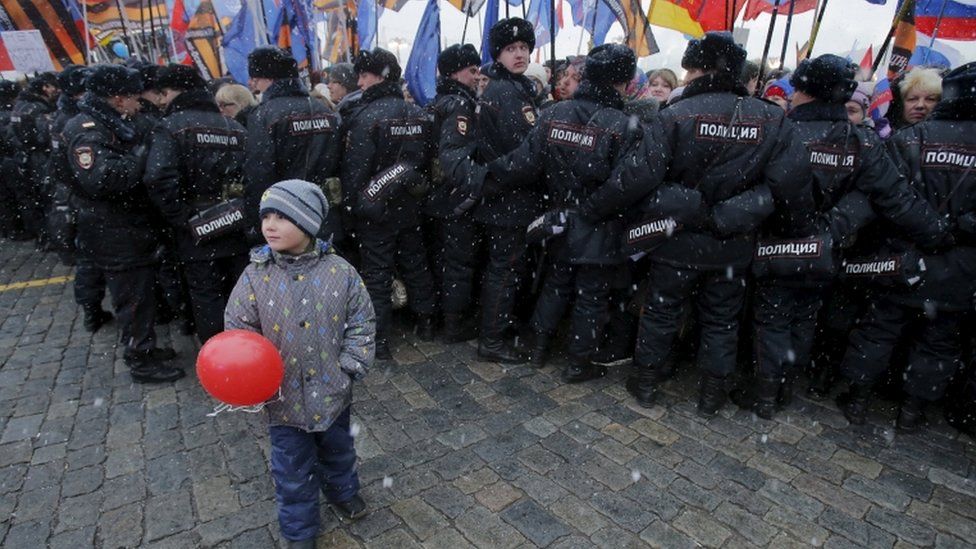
[1,16,975,546]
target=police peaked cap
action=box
[438,44,481,77]
[941,61,976,101]
[681,31,746,75]
[156,64,207,91]
[585,44,636,86]
[86,64,143,97]
[354,48,401,81]
[489,18,535,61]
[58,65,91,96]
[248,47,299,79]
[790,54,858,104]
[0,80,19,102]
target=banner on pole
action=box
[0,30,56,72]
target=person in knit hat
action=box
[845,81,873,125]
[225,179,375,547]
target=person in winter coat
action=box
[426,43,484,343]
[61,64,183,383]
[12,71,59,245]
[243,47,342,245]
[580,32,786,416]
[340,47,438,359]
[483,44,643,383]
[467,17,545,363]
[224,179,375,548]
[0,80,27,240]
[215,83,258,126]
[837,62,976,433]
[733,55,949,420]
[143,64,249,343]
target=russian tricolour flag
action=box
[915,0,976,40]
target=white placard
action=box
[1,30,56,73]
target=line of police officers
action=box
[1,19,974,433]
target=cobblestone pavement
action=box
[2,240,976,549]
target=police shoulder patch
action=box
[456,115,469,136]
[74,146,94,170]
[522,105,537,125]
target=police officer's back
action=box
[12,72,58,243]
[0,80,26,240]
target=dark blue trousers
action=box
[269,407,360,541]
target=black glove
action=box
[452,173,487,216]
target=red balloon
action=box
[196,330,284,406]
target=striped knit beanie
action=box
[259,179,328,238]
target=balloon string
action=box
[206,388,283,417]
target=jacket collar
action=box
[436,78,477,103]
[262,78,308,102]
[931,97,976,122]
[360,79,403,104]
[250,237,335,265]
[78,92,138,143]
[56,93,80,116]
[17,90,53,108]
[679,71,749,101]
[164,88,220,116]
[789,101,848,122]
[573,81,624,110]
[483,63,537,100]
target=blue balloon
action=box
[111,41,130,59]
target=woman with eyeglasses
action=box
[215,83,258,126]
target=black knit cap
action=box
[790,54,858,103]
[86,64,143,97]
[438,44,481,77]
[941,61,976,101]
[248,47,299,79]
[58,65,91,96]
[681,31,746,75]
[488,18,535,61]
[354,48,401,81]
[156,64,207,91]
[0,80,19,102]
[584,44,636,86]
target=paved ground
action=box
[1,239,976,549]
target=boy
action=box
[224,179,375,548]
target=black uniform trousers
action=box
[531,260,614,360]
[479,225,530,340]
[73,236,107,309]
[357,222,437,344]
[104,265,157,361]
[0,173,25,237]
[840,298,963,401]
[635,262,746,378]
[753,284,825,379]
[441,217,484,315]
[182,255,249,342]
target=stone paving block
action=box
[0,441,32,467]
[366,528,422,549]
[194,501,277,547]
[584,453,635,492]
[758,478,825,520]
[455,505,527,549]
[13,484,59,523]
[145,490,194,541]
[907,500,976,542]
[454,467,500,495]
[540,431,595,465]
[434,424,487,450]
[817,507,896,548]
[315,528,363,548]
[639,520,699,549]
[842,475,911,511]
[510,472,569,507]
[928,467,976,499]
[499,498,571,546]
[549,494,609,536]
[48,526,96,549]
[930,486,976,520]
[60,464,104,498]
[420,484,474,520]
[55,493,102,532]
[668,476,723,511]
[192,475,241,522]
[867,506,937,546]
[831,448,883,479]
[1,413,43,443]
[474,481,523,512]
[421,528,475,549]
[347,507,401,540]
[673,508,733,547]
[391,496,447,541]
[765,506,829,547]
[715,501,779,546]
[601,422,639,445]
[792,473,871,518]
[4,520,51,548]
[97,503,144,548]
[875,469,935,502]
[590,491,655,533]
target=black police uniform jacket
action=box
[425,77,479,219]
[474,62,545,228]
[12,90,55,185]
[760,101,947,286]
[487,81,641,264]
[339,79,430,231]
[881,97,976,312]
[144,89,248,262]
[582,72,786,271]
[45,94,83,240]
[61,94,157,271]
[243,78,340,229]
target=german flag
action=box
[185,0,222,79]
[0,0,88,69]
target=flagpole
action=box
[115,0,138,59]
[806,0,828,56]
[778,0,796,69]
[149,0,160,62]
[462,3,471,43]
[549,0,555,73]
[374,0,379,48]
[922,0,949,65]
[82,0,91,64]
[871,0,912,77]
[757,0,783,88]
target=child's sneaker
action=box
[333,495,367,521]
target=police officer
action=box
[62,65,183,383]
[581,32,785,416]
[243,47,342,245]
[838,62,976,432]
[0,80,26,240]
[426,43,483,343]
[735,55,948,420]
[144,64,249,343]
[485,44,642,382]
[131,61,165,122]
[12,72,59,245]
[327,63,362,118]
[471,17,544,363]
[341,48,438,360]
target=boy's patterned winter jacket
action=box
[224,240,375,432]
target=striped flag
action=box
[0,0,87,68]
[600,0,659,57]
[888,0,915,78]
[185,0,223,79]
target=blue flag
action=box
[222,0,259,83]
[526,0,557,47]
[481,0,498,64]
[405,0,440,106]
[358,0,382,50]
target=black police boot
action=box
[148,347,177,361]
[333,494,368,521]
[837,383,872,426]
[806,363,834,401]
[897,396,928,433]
[528,331,551,368]
[375,340,393,361]
[478,338,526,364]
[127,352,185,384]
[753,376,781,420]
[83,306,113,333]
[562,355,607,384]
[441,313,477,344]
[592,342,633,366]
[626,363,659,408]
[697,373,728,418]
[416,315,437,342]
[778,372,795,410]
